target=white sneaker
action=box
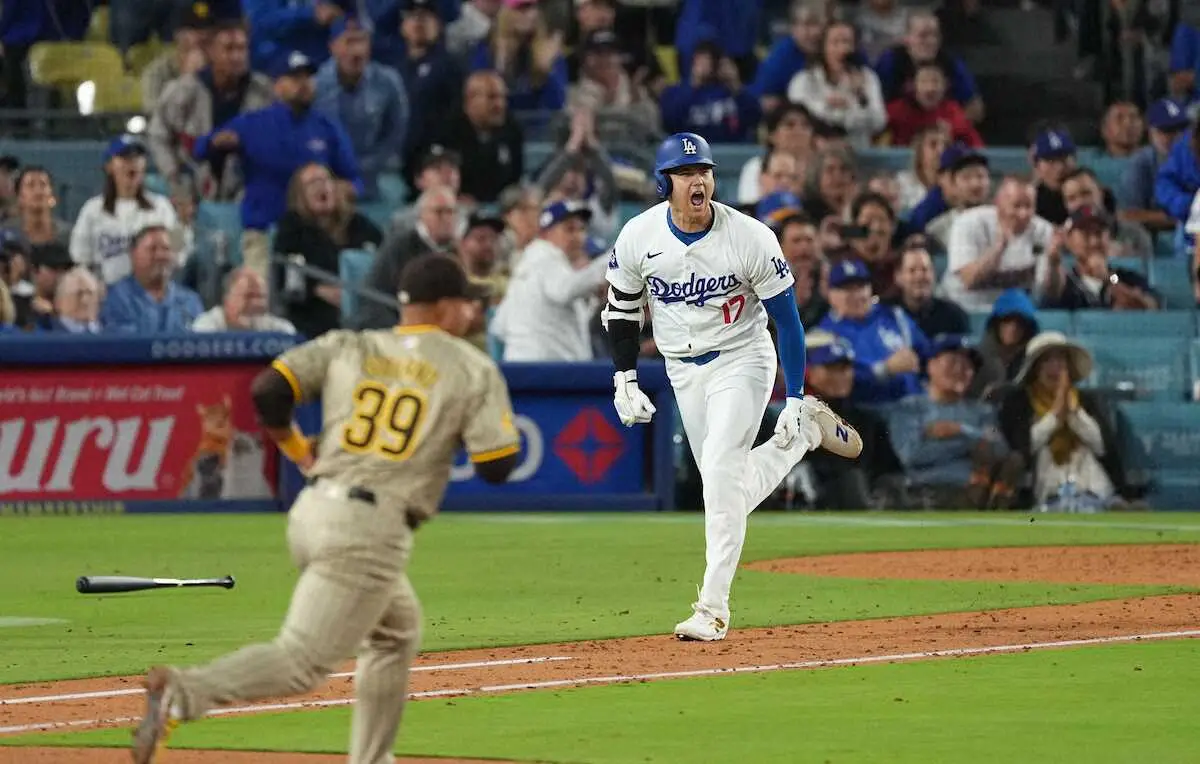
[803,397,863,459]
[674,604,729,641]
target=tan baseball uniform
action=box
[166,325,520,764]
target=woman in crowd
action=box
[999,332,1129,511]
[969,288,1039,401]
[895,125,947,214]
[69,136,178,285]
[787,21,886,150]
[471,0,568,113]
[40,266,103,334]
[802,147,859,223]
[272,163,383,341]
[736,101,815,205]
[847,191,900,299]
[2,166,71,247]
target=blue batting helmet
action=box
[654,132,716,197]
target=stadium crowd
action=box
[3,0,1200,512]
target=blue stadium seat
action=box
[338,248,375,323]
[966,312,989,339]
[1108,256,1147,275]
[1076,336,1191,400]
[358,201,396,231]
[1073,309,1195,338]
[1035,310,1074,334]
[376,173,408,207]
[1149,258,1194,308]
[1116,401,1200,509]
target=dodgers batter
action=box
[131,255,522,763]
[604,132,863,641]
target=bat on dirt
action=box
[75,575,236,594]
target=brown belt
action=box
[305,477,421,531]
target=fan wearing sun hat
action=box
[997,331,1130,510]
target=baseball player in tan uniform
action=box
[132,255,522,764]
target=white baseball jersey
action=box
[606,201,794,359]
[70,193,180,284]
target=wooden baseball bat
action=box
[76,575,236,594]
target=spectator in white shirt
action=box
[941,177,1061,313]
[191,267,298,333]
[787,21,886,150]
[491,200,609,361]
[70,136,179,286]
[736,101,815,205]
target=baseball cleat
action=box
[674,605,729,642]
[804,397,863,459]
[131,666,179,764]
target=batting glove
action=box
[613,370,656,427]
[771,397,810,449]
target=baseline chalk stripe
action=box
[2,630,1196,735]
[0,656,571,706]
[0,618,69,628]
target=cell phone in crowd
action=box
[838,224,871,240]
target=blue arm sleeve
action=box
[762,288,806,398]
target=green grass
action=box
[2,512,1198,683]
[14,639,1200,763]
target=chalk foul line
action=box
[0,656,572,707]
[1,630,1196,736]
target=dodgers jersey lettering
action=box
[607,201,794,358]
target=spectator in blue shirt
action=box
[470,0,568,114]
[674,0,764,87]
[392,0,465,155]
[1168,22,1200,101]
[818,257,930,403]
[887,334,1022,509]
[1118,98,1190,231]
[244,0,356,72]
[660,39,761,143]
[101,226,203,334]
[0,0,91,109]
[874,11,983,124]
[750,1,827,114]
[195,51,363,279]
[1154,123,1200,224]
[315,17,409,200]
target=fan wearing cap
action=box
[1028,127,1079,225]
[70,136,181,286]
[998,331,1129,509]
[194,50,363,278]
[941,176,1059,313]
[661,38,761,144]
[887,334,1023,509]
[243,0,351,72]
[394,0,466,160]
[457,211,508,351]
[1117,98,1190,229]
[1059,167,1152,260]
[795,330,904,509]
[148,21,274,202]
[314,17,409,201]
[906,143,986,236]
[131,252,520,764]
[12,242,74,330]
[1040,205,1159,311]
[1153,107,1200,226]
[818,257,930,403]
[922,145,992,247]
[489,200,607,360]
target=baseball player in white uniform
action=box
[603,132,863,641]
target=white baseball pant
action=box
[666,331,819,622]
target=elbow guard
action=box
[601,286,646,331]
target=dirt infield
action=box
[2,544,1198,762]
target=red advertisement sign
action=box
[0,366,277,501]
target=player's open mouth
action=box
[689,190,705,208]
